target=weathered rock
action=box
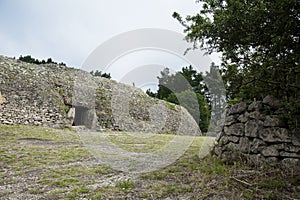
[227,136,240,143]
[284,144,300,153]
[248,101,263,111]
[263,115,285,127]
[224,123,244,136]
[262,95,282,109]
[0,92,2,105]
[265,157,279,166]
[258,127,291,142]
[248,154,265,165]
[238,137,251,153]
[281,158,300,172]
[214,99,298,171]
[249,110,266,120]
[237,112,249,123]
[0,55,201,135]
[224,114,238,126]
[214,146,222,156]
[291,134,300,146]
[261,146,279,157]
[245,120,262,137]
[279,151,300,158]
[251,138,266,154]
[228,102,247,115]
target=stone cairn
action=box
[214,96,300,172]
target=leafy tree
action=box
[166,90,211,132]
[173,0,299,101]
[147,66,211,132]
[173,0,300,130]
[18,55,64,65]
[146,89,157,98]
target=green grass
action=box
[0,124,299,199]
[106,132,175,153]
[115,180,135,192]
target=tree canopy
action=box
[18,55,66,66]
[90,70,111,79]
[147,66,211,132]
[173,0,300,131]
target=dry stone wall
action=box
[214,96,300,171]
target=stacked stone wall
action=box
[214,96,300,171]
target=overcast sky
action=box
[0,0,221,90]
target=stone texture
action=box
[251,138,266,154]
[237,137,250,153]
[245,120,261,137]
[0,55,200,135]
[248,101,262,111]
[263,115,285,127]
[281,158,300,172]
[249,111,266,120]
[265,157,279,166]
[228,102,247,115]
[237,112,249,123]
[279,151,300,158]
[214,98,299,171]
[0,92,2,105]
[227,136,240,143]
[224,123,244,136]
[224,115,237,126]
[258,127,291,142]
[261,146,279,157]
[263,95,282,109]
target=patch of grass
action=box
[115,180,135,192]
[140,170,169,180]
[69,186,90,198]
[147,182,193,198]
[1,125,299,199]
[92,165,111,174]
[166,102,177,111]
[51,177,80,187]
[106,132,175,153]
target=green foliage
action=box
[147,66,212,132]
[115,180,135,192]
[227,98,240,105]
[166,102,176,111]
[90,70,111,79]
[18,55,66,65]
[173,0,300,131]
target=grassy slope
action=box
[0,125,299,199]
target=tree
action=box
[147,66,211,132]
[18,55,62,65]
[173,0,299,101]
[173,0,300,131]
[166,90,211,132]
[90,70,111,79]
